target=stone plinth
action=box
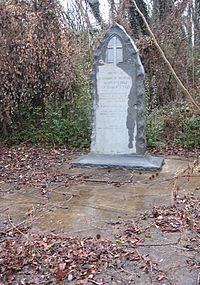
[72,153,164,171]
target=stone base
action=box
[72,153,164,171]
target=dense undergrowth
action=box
[5,84,91,148]
[0,0,199,151]
[146,104,200,149]
[3,94,200,150]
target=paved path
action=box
[0,153,199,285]
[0,156,198,237]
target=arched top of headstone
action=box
[93,22,144,77]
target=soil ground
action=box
[0,146,199,285]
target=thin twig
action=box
[81,203,131,214]
[0,219,27,235]
[90,280,102,285]
[0,208,9,213]
[149,260,154,285]
[8,215,32,243]
[171,245,198,251]
[68,226,107,235]
[136,242,178,247]
[197,271,200,285]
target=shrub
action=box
[146,109,165,148]
[43,84,91,147]
[0,0,88,137]
[6,81,91,148]
[145,103,200,149]
[176,116,200,148]
[161,105,187,142]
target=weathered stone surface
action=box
[72,153,164,171]
[91,23,146,155]
[72,23,164,170]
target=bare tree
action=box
[194,0,200,46]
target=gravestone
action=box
[72,23,164,170]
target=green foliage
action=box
[6,108,45,145]
[161,106,187,141]
[145,89,165,148]
[6,83,91,148]
[146,109,165,148]
[43,88,91,147]
[176,116,200,148]
[146,104,200,149]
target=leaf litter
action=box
[0,191,199,285]
[0,145,199,284]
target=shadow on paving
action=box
[0,147,199,284]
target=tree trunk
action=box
[128,0,149,37]
[152,0,175,23]
[86,0,102,26]
[194,0,200,46]
[109,0,116,18]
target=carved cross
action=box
[106,36,123,64]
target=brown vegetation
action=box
[0,0,199,145]
[0,0,90,137]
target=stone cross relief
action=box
[106,36,123,64]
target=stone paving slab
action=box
[0,155,199,285]
[0,157,199,237]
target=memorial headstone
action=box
[72,23,164,170]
